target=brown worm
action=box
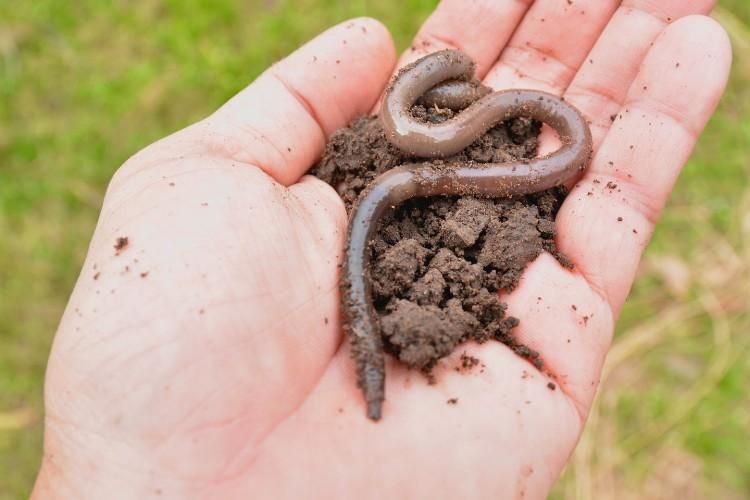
[418,79,492,110]
[342,49,593,421]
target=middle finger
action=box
[483,0,620,93]
[398,0,536,77]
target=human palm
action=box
[35,1,730,498]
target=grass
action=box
[0,1,748,498]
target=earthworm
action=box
[418,79,491,110]
[342,49,593,421]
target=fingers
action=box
[193,18,396,186]
[497,14,730,416]
[483,0,620,93]
[477,3,725,410]
[565,0,717,147]
[399,0,535,77]
[557,15,732,313]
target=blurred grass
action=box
[0,1,748,498]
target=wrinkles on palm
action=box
[37,2,731,499]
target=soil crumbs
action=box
[312,104,571,376]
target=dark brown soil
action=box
[313,104,571,375]
[114,236,129,253]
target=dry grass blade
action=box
[0,407,36,431]
[618,289,736,455]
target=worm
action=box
[418,79,491,110]
[341,49,593,421]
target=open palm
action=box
[35,1,730,498]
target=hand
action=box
[34,2,730,498]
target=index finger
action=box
[398,0,535,77]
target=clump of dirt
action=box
[458,352,481,372]
[114,236,129,253]
[312,105,570,374]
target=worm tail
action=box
[342,168,418,420]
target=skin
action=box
[344,49,593,420]
[33,2,730,499]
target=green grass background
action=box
[1,1,748,498]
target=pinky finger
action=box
[556,15,732,313]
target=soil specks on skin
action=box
[140,271,149,278]
[447,397,458,405]
[457,352,480,372]
[93,272,101,280]
[547,382,556,391]
[114,236,129,254]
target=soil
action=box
[114,236,129,253]
[312,103,571,375]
